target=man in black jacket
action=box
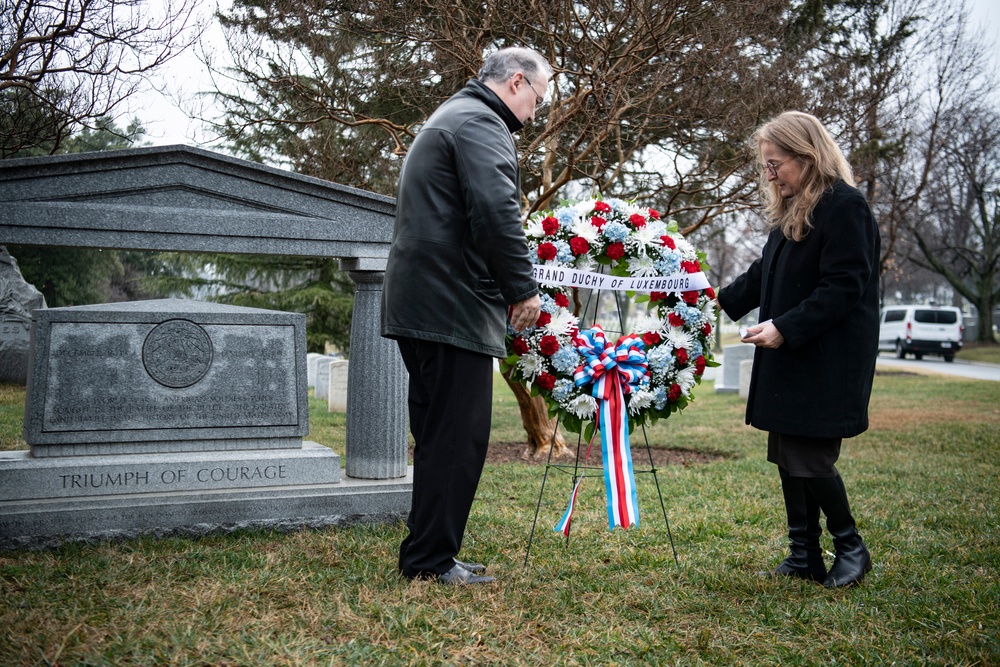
[382,47,550,584]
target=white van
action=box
[878,305,963,362]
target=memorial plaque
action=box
[24,299,308,455]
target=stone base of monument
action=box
[0,443,412,549]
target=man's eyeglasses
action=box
[765,156,794,178]
[522,75,546,108]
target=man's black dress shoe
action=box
[437,564,495,585]
[454,559,487,574]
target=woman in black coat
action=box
[718,111,880,588]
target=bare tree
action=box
[858,0,1000,340]
[909,105,1000,341]
[0,0,202,157]
[208,0,922,452]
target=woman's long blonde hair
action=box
[752,111,855,241]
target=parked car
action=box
[878,305,964,361]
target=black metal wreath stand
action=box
[522,285,680,568]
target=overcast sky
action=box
[133,0,1000,149]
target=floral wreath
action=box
[502,196,718,436]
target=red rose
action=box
[675,348,689,365]
[569,236,590,256]
[536,373,556,390]
[668,312,685,327]
[705,286,716,299]
[554,292,570,308]
[643,331,661,346]
[629,213,647,228]
[682,290,699,305]
[702,322,713,336]
[648,208,660,220]
[650,291,666,303]
[681,260,701,273]
[539,335,560,356]
[541,216,560,235]
[695,355,707,376]
[512,337,529,355]
[591,216,607,230]
[661,235,676,249]
[594,201,611,213]
[668,383,682,402]
[605,242,625,260]
[538,242,557,261]
[536,312,551,327]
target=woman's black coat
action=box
[718,180,881,439]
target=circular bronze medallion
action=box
[142,319,213,388]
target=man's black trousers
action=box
[395,337,494,578]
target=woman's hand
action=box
[741,320,785,349]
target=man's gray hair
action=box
[478,47,552,84]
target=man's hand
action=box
[741,320,785,349]
[509,294,542,332]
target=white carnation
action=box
[545,310,579,336]
[634,220,667,249]
[517,352,544,380]
[674,236,698,261]
[628,389,656,415]
[525,217,546,238]
[572,218,601,243]
[628,254,659,277]
[629,312,666,335]
[574,254,598,272]
[677,366,697,394]
[566,394,597,419]
[665,327,694,350]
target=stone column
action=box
[341,259,408,479]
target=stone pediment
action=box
[0,145,396,259]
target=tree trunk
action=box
[503,374,568,458]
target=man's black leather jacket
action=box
[381,79,538,357]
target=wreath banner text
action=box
[531,264,711,293]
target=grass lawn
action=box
[958,342,1000,365]
[1,372,998,665]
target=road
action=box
[875,352,1000,382]
[703,351,1000,383]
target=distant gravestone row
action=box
[307,353,349,413]
[714,343,755,395]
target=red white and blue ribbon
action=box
[570,325,649,530]
[554,473,585,536]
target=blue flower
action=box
[653,385,668,410]
[646,345,675,374]
[555,240,574,263]
[690,340,704,358]
[554,207,578,229]
[552,378,575,403]
[551,346,582,374]
[677,304,703,324]
[541,293,559,314]
[605,198,628,213]
[603,221,629,242]
[656,254,681,275]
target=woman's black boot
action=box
[807,474,872,588]
[770,468,827,582]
